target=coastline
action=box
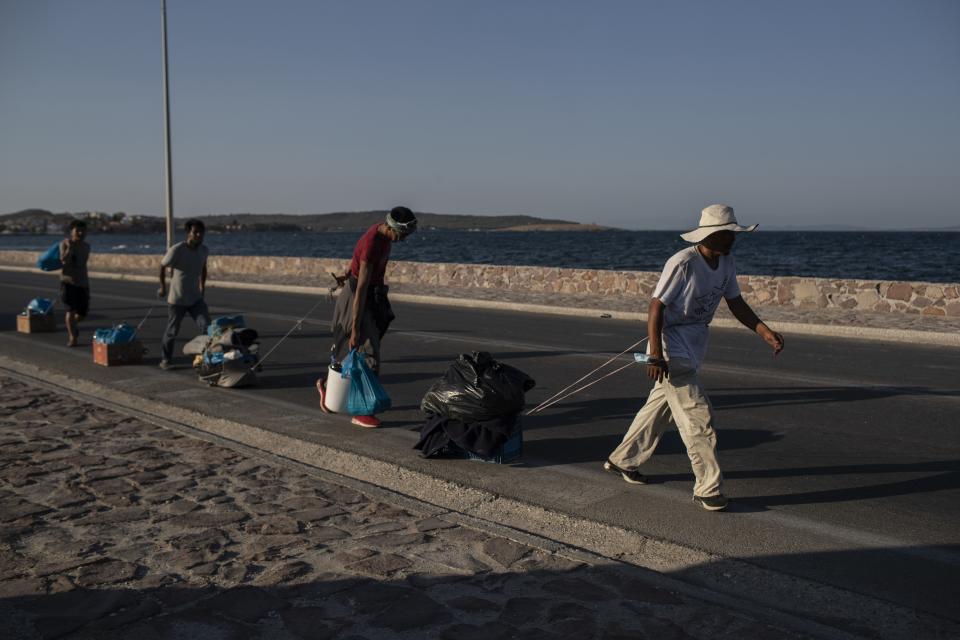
[4,230,960,284]
[2,250,958,345]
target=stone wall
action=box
[2,250,957,317]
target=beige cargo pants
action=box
[608,357,723,497]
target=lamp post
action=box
[161,0,174,249]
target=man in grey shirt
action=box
[158,219,210,369]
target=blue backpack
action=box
[36,242,62,271]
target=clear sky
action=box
[1,0,958,229]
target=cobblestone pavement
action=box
[0,375,807,640]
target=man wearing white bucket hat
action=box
[604,204,785,511]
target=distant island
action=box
[5,209,955,234]
[0,209,610,234]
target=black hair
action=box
[69,219,87,230]
[390,206,416,224]
[184,219,205,233]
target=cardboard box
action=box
[16,313,56,333]
[93,340,145,367]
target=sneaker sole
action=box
[603,461,646,485]
[693,498,728,511]
[350,418,381,428]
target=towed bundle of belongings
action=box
[94,323,137,345]
[17,297,57,333]
[415,351,535,463]
[92,322,145,366]
[184,315,260,388]
[25,298,55,316]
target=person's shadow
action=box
[685,460,960,508]
[709,385,960,408]
[523,428,784,467]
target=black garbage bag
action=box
[420,351,535,422]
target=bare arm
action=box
[646,298,669,382]
[350,261,371,349]
[60,239,74,263]
[725,295,785,355]
[158,264,167,297]
[200,263,207,296]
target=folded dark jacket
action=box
[414,413,518,459]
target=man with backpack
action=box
[60,219,90,347]
[318,206,418,427]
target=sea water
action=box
[2,230,957,283]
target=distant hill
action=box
[0,209,609,233]
[200,211,605,232]
[0,209,163,234]
[762,224,868,231]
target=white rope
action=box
[254,297,326,369]
[134,306,154,332]
[527,360,639,415]
[525,337,647,415]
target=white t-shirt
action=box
[650,246,741,369]
[161,242,208,306]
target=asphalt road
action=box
[3,270,959,623]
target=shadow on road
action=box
[1,547,956,638]
[379,372,445,386]
[524,429,784,467]
[257,331,331,341]
[385,350,580,367]
[651,460,960,507]
[522,396,642,429]
[711,385,960,407]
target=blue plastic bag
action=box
[207,315,245,337]
[203,351,226,366]
[344,349,391,416]
[26,298,54,315]
[93,323,137,345]
[36,242,62,271]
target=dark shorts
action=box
[60,283,90,317]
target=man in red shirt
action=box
[320,206,418,427]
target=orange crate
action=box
[16,313,56,333]
[92,340,145,366]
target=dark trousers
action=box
[161,300,211,362]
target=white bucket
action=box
[323,363,350,414]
